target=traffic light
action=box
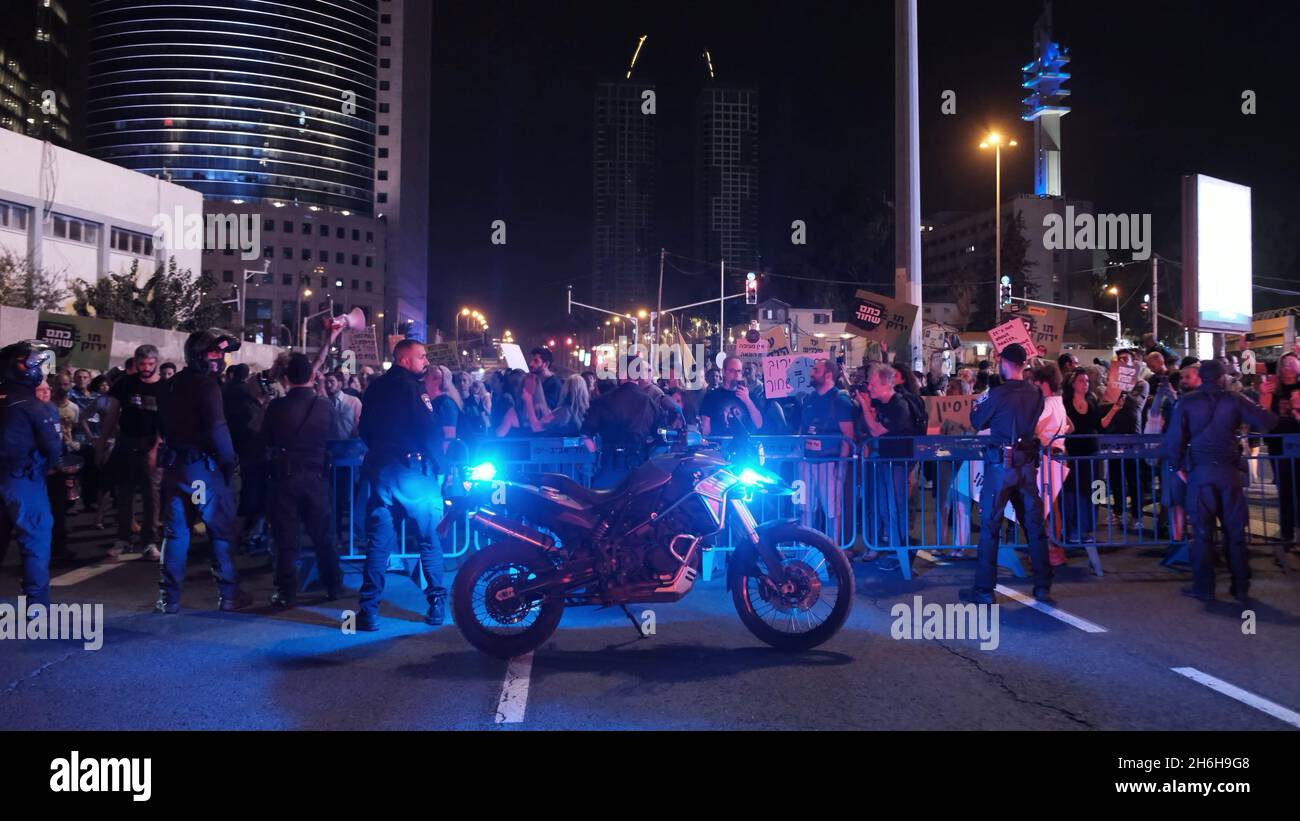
[745,272,758,305]
[1140,294,1150,315]
[999,275,1012,308]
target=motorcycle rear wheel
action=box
[452,540,565,660]
[732,523,853,651]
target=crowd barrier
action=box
[313,431,1300,582]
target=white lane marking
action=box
[1171,667,1300,729]
[50,555,144,586]
[994,584,1108,633]
[494,652,534,724]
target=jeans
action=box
[159,459,240,603]
[358,461,446,619]
[0,472,53,606]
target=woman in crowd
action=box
[1263,352,1300,557]
[522,372,589,436]
[1063,369,1104,543]
[1033,363,1073,565]
[457,374,491,438]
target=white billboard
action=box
[1182,174,1252,334]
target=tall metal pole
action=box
[1151,256,1159,342]
[719,258,725,355]
[895,0,923,369]
[994,142,1002,325]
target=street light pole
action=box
[981,133,1016,326]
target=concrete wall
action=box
[0,305,284,372]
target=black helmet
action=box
[183,329,241,374]
[0,340,55,386]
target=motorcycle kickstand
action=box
[619,604,648,639]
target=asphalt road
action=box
[2,508,1298,731]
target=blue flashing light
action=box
[738,466,778,487]
[469,462,497,482]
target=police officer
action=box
[154,329,248,612]
[963,343,1054,604]
[264,352,341,606]
[355,338,454,631]
[1163,359,1277,602]
[0,341,62,608]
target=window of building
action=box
[379,58,390,69]
[335,227,344,239]
[365,231,373,243]
[365,281,373,292]
[318,250,327,262]
[282,247,292,259]
[301,248,311,261]
[378,103,389,113]
[380,13,391,23]
[301,222,311,234]
[351,254,359,266]
[263,219,274,232]
[223,248,233,256]
[283,221,293,232]
[48,213,101,245]
[320,277,328,289]
[379,80,390,91]
[282,274,291,285]
[222,270,233,282]
[377,147,388,158]
[377,170,388,181]
[380,36,391,46]
[351,229,360,241]
[813,313,830,325]
[377,193,388,204]
[111,227,154,256]
[365,256,373,268]
[262,272,273,285]
[264,246,273,258]
[378,125,389,136]
[319,224,328,236]
[335,252,344,264]
[0,202,31,231]
[351,279,359,290]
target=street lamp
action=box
[1107,285,1122,345]
[980,131,1018,324]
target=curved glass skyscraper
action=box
[86,0,377,214]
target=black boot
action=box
[425,595,447,626]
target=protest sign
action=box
[736,337,769,363]
[1108,359,1139,392]
[988,317,1035,355]
[36,313,113,372]
[425,342,460,368]
[924,395,977,435]
[762,351,828,399]
[762,324,791,356]
[346,327,381,367]
[844,289,919,352]
[1020,305,1068,360]
[499,342,528,371]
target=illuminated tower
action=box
[1020,3,1070,197]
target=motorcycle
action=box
[439,431,853,659]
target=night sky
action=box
[427,0,1299,343]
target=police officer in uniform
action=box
[264,352,341,606]
[355,339,451,631]
[963,343,1054,604]
[1163,359,1277,602]
[154,330,248,612]
[0,341,62,608]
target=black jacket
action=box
[970,378,1044,445]
[265,387,332,468]
[358,366,441,459]
[1162,385,1277,472]
[0,380,62,471]
[158,367,237,467]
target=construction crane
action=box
[703,49,715,80]
[625,35,647,79]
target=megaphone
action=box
[326,307,367,332]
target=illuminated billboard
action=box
[1181,174,1252,334]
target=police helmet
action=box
[0,340,55,386]
[183,329,241,374]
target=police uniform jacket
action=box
[1162,385,1277,472]
[0,380,62,474]
[157,367,237,468]
[971,378,1045,448]
[358,366,441,463]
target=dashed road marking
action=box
[994,585,1108,633]
[494,652,533,724]
[1171,667,1300,729]
[50,555,145,587]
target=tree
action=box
[939,209,1037,330]
[0,249,71,312]
[71,256,235,333]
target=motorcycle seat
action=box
[538,465,670,508]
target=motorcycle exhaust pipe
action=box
[471,509,558,552]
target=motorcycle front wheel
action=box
[732,523,853,651]
[452,540,565,659]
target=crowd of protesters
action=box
[15,335,1300,601]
